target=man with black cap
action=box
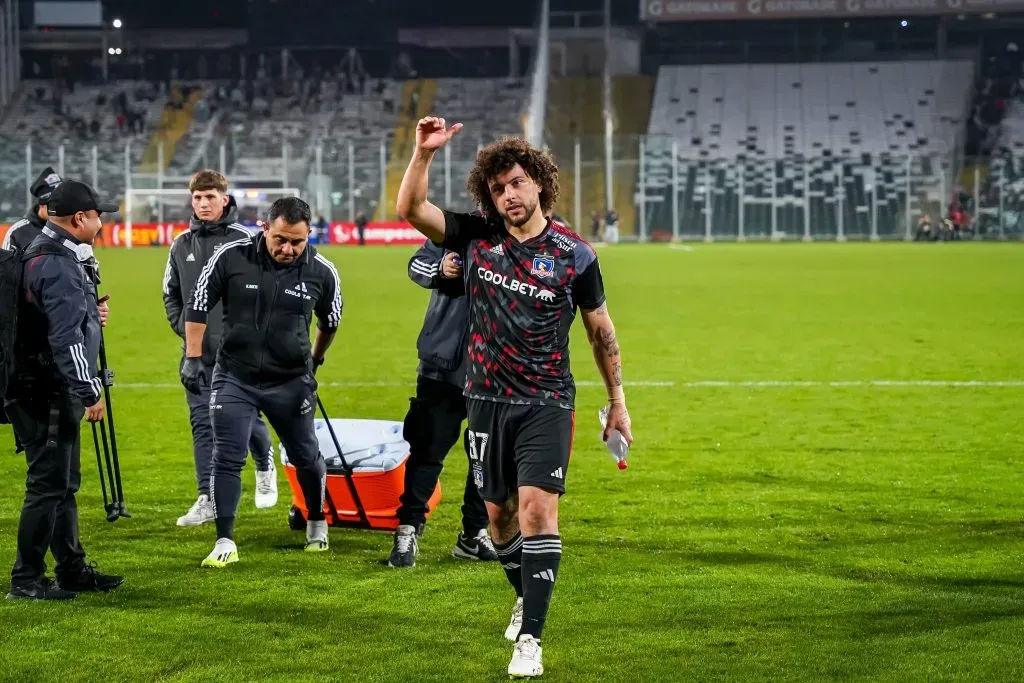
[1,167,63,252]
[4,180,125,600]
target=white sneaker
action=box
[254,465,278,509]
[176,494,214,527]
[504,596,524,641]
[508,634,543,678]
[305,520,329,552]
[201,538,239,568]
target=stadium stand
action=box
[546,76,652,235]
[0,80,167,221]
[641,60,976,239]
[426,77,527,213]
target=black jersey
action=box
[442,210,605,410]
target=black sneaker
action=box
[56,563,125,593]
[452,529,499,561]
[387,525,418,568]
[6,577,77,601]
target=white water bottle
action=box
[598,405,629,470]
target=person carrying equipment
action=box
[181,197,343,568]
[3,180,125,600]
[162,170,277,527]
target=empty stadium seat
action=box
[428,78,527,210]
[642,60,975,240]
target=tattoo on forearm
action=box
[596,326,622,386]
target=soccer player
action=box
[180,197,342,567]
[396,118,633,678]
[162,170,277,527]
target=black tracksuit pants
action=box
[186,359,273,496]
[209,367,326,538]
[398,375,489,536]
[6,391,88,586]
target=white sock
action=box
[306,520,327,542]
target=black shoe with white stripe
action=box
[452,529,499,562]
[388,525,418,567]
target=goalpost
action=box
[122,188,302,248]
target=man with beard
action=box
[396,119,633,678]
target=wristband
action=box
[607,385,625,404]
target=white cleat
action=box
[305,520,329,552]
[508,634,543,678]
[254,465,278,509]
[176,494,214,527]
[201,538,239,568]
[504,597,524,641]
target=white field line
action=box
[116,379,1024,390]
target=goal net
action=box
[121,187,301,248]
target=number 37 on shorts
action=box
[466,400,576,503]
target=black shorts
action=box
[466,398,575,503]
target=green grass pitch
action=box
[0,242,1022,682]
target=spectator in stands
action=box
[590,210,601,239]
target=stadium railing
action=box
[3,138,1020,242]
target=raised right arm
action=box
[395,116,463,243]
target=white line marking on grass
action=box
[117,379,1024,390]
[117,380,678,389]
[669,244,694,251]
[683,380,1024,388]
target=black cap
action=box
[30,167,62,203]
[47,180,119,217]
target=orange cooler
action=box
[281,418,441,531]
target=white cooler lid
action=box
[279,418,409,473]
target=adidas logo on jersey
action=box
[186,253,196,262]
[550,467,564,480]
[490,243,504,255]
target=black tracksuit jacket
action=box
[407,240,468,389]
[185,232,343,384]
[162,199,252,364]
[11,224,102,406]
[1,206,46,253]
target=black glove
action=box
[310,356,325,376]
[180,357,208,395]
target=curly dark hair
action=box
[467,136,560,219]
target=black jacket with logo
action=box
[12,224,102,406]
[185,232,343,384]
[1,206,46,253]
[162,198,252,365]
[407,240,467,389]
